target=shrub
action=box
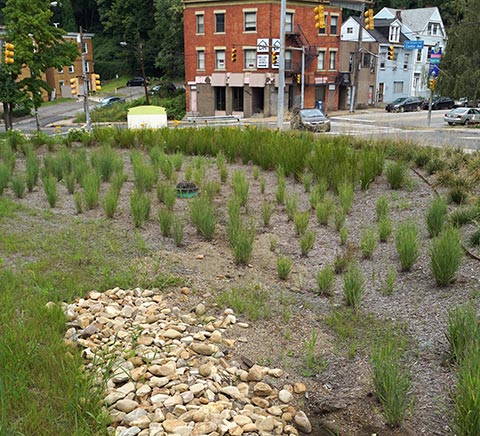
[11,173,25,198]
[158,207,174,237]
[376,195,390,221]
[448,176,470,205]
[371,335,411,427]
[91,145,122,182]
[0,163,10,195]
[130,190,151,228]
[163,184,177,211]
[338,182,354,213]
[190,195,216,240]
[294,210,310,236]
[446,304,480,363]
[261,200,274,227]
[277,256,292,280]
[395,220,420,271]
[378,217,393,242]
[300,229,316,256]
[102,187,119,218]
[159,156,175,180]
[43,175,58,208]
[360,227,377,259]
[111,171,127,194]
[63,172,76,195]
[426,195,448,238]
[385,161,408,190]
[316,265,335,296]
[82,171,101,210]
[429,226,463,287]
[309,180,327,209]
[343,264,365,311]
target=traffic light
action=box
[91,73,101,91]
[231,48,237,63]
[70,77,79,95]
[388,45,395,61]
[4,42,14,65]
[364,8,374,30]
[429,78,436,91]
[296,74,301,84]
[314,5,325,29]
[272,50,278,66]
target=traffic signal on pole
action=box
[388,45,395,61]
[429,78,436,91]
[91,73,101,91]
[4,42,14,65]
[314,5,325,29]
[296,74,301,84]
[272,50,278,66]
[231,48,237,63]
[364,8,374,30]
[70,77,79,95]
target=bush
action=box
[395,220,420,271]
[11,173,25,198]
[91,145,122,182]
[385,161,408,190]
[343,264,365,311]
[426,195,448,238]
[231,221,256,265]
[316,194,335,225]
[277,256,292,280]
[429,226,463,287]
[316,265,335,296]
[172,216,185,247]
[81,171,101,210]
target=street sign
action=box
[429,64,439,77]
[257,39,269,53]
[430,47,442,64]
[404,40,424,50]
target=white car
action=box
[444,107,480,126]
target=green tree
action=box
[1,0,79,130]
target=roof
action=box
[351,16,408,45]
[381,7,440,32]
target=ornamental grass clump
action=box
[316,194,335,225]
[385,161,408,190]
[285,192,298,221]
[277,256,292,280]
[360,227,377,259]
[334,207,346,232]
[429,226,463,287]
[371,334,411,427]
[102,187,120,219]
[91,145,122,182]
[82,171,101,210]
[261,200,274,227]
[25,152,39,192]
[11,173,25,198]
[232,170,249,207]
[316,265,335,296]
[446,304,480,363]
[395,220,420,271]
[375,194,390,221]
[378,217,393,242]
[73,191,83,214]
[0,163,10,196]
[338,181,354,213]
[276,175,286,204]
[294,210,310,236]
[130,190,151,228]
[63,172,75,194]
[300,229,316,256]
[309,180,327,209]
[172,216,185,246]
[43,175,58,208]
[158,207,174,237]
[426,194,448,238]
[302,173,312,193]
[342,264,365,311]
[190,195,216,240]
[230,221,256,265]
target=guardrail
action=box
[186,115,241,124]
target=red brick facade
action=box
[183,0,342,117]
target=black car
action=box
[423,97,454,110]
[126,77,148,87]
[386,97,424,113]
[149,82,176,96]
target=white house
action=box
[375,7,447,98]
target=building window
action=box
[84,61,90,73]
[285,50,292,70]
[215,13,225,33]
[347,27,353,34]
[348,52,354,72]
[57,67,64,74]
[244,12,256,32]
[317,50,326,70]
[413,73,420,89]
[215,87,226,111]
[232,87,244,112]
[417,48,422,62]
[215,50,226,69]
[389,25,400,43]
[329,50,337,70]
[196,14,204,34]
[403,53,409,70]
[318,15,327,35]
[428,22,440,36]
[59,80,65,87]
[380,52,386,69]
[68,65,74,73]
[285,12,294,33]
[244,49,256,69]
[197,50,205,70]
[427,47,432,61]
[363,52,371,68]
[330,16,338,35]
[370,55,375,73]
[393,81,403,94]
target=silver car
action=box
[291,108,331,132]
[444,107,480,126]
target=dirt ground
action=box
[12,146,480,435]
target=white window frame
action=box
[379,52,386,69]
[215,49,226,70]
[244,48,256,69]
[347,27,353,34]
[197,48,205,70]
[330,15,339,35]
[285,49,292,70]
[328,49,337,70]
[317,50,326,70]
[285,12,294,33]
[244,10,257,32]
[196,13,204,34]
[215,11,226,34]
[57,67,64,74]
[82,42,88,54]
[403,53,409,70]
[68,65,74,73]
[393,81,403,94]
[389,25,400,43]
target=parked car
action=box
[290,108,331,132]
[454,97,468,107]
[126,77,148,87]
[423,97,454,110]
[385,97,424,113]
[149,82,176,95]
[99,96,126,107]
[444,107,480,125]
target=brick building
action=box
[182,0,342,117]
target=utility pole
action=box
[79,27,91,131]
[350,2,365,113]
[276,0,287,129]
[137,32,150,105]
[301,47,305,108]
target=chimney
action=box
[396,10,403,22]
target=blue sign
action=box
[404,40,424,50]
[429,64,440,77]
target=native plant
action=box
[277,256,292,280]
[426,195,448,238]
[429,226,463,287]
[316,265,335,296]
[395,220,420,271]
[343,264,365,311]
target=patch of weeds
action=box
[302,328,327,377]
[216,285,270,321]
[334,245,356,274]
[269,235,278,252]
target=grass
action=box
[395,220,420,272]
[429,226,463,287]
[294,210,310,236]
[299,229,316,256]
[216,285,270,320]
[190,195,216,240]
[446,304,480,363]
[43,175,58,208]
[302,328,326,376]
[261,200,274,227]
[360,227,377,259]
[343,264,365,311]
[385,161,408,190]
[426,195,448,238]
[376,195,389,221]
[130,190,151,228]
[378,217,393,242]
[316,265,335,296]
[277,256,292,280]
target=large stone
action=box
[162,419,187,433]
[163,329,183,339]
[278,389,293,404]
[149,361,176,377]
[192,421,218,435]
[190,343,216,356]
[123,407,148,425]
[294,411,312,433]
[220,386,244,401]
[115,399,139,413]
[256,416,274,432]
[253,382,273,397]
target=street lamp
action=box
[120,32,150,105]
